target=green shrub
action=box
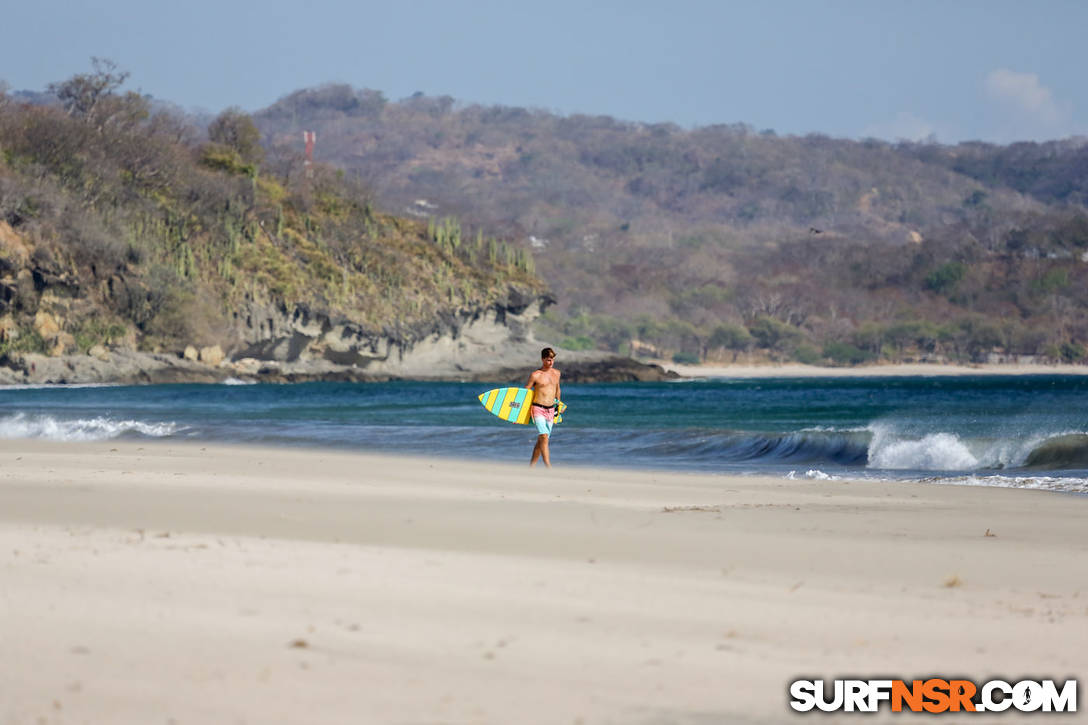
[207,108,264,165]
[672,351,700,364]
[885,319,940,352]
[560,335,595,351]
[823,341,872,366]
[748,316,803,350]
[708,322,753,352]
[852,322,885,354]
[1032,268,1069,294]
[198,144,256,177]
[0,329,48,358]
[1060,341,1086,363]
[792,344,822,365]
[925,262,966,293]
[71,319,129,353]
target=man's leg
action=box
[530,433,550,467]
[530,435,542,466]
[531,411,549,467]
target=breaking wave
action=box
[866,424,1088,472]
[0,413,181,441]
[1022,434,1088,469]
[628,429,871,466]
[604,425,1088,475]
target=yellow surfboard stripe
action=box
[498,387,518,419]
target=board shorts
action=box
[531,402,557,436]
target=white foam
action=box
[868,426,979,470]
[221,377,256,386]
[0,413,180,442]
[787,469,838,480]
[919,474,1088,495]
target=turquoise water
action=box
[2,376,1088,492]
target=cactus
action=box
[176,243,195,279]
[218,256,234,283]
[445,218,461,249]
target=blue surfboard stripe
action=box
[509,387,526,420]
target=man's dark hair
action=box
[541,347,556,360]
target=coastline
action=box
[0,350,678,385]
[655,360,1088,378]
[4,350,1088,386]
[2,439,1084,723]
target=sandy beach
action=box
[655,360,1088,378]
[1,440,1085,724]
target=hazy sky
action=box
[3,0,1085,144]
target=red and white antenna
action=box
[303,131,316,177]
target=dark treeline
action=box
[0,64,539,359]
[254,84,1088,365]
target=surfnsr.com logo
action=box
[789,678,1077,713]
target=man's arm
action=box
[525,370,538,390]
[556,371,561,401]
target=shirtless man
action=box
[526,347,561,468]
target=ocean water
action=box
[2,376,1088,493]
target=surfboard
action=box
[477,387,566,425]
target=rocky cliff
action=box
[0,292,675,385]
[1,213,676,384]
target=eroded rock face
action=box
[226,286,551,378]
[7,350,226,385]
[198,345,224,366]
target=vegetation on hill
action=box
[903,138,1088,207]
[0,64,541,361]
[254,84,1088,365]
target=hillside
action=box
[0,66,547,382]
[255,85,1088,365]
